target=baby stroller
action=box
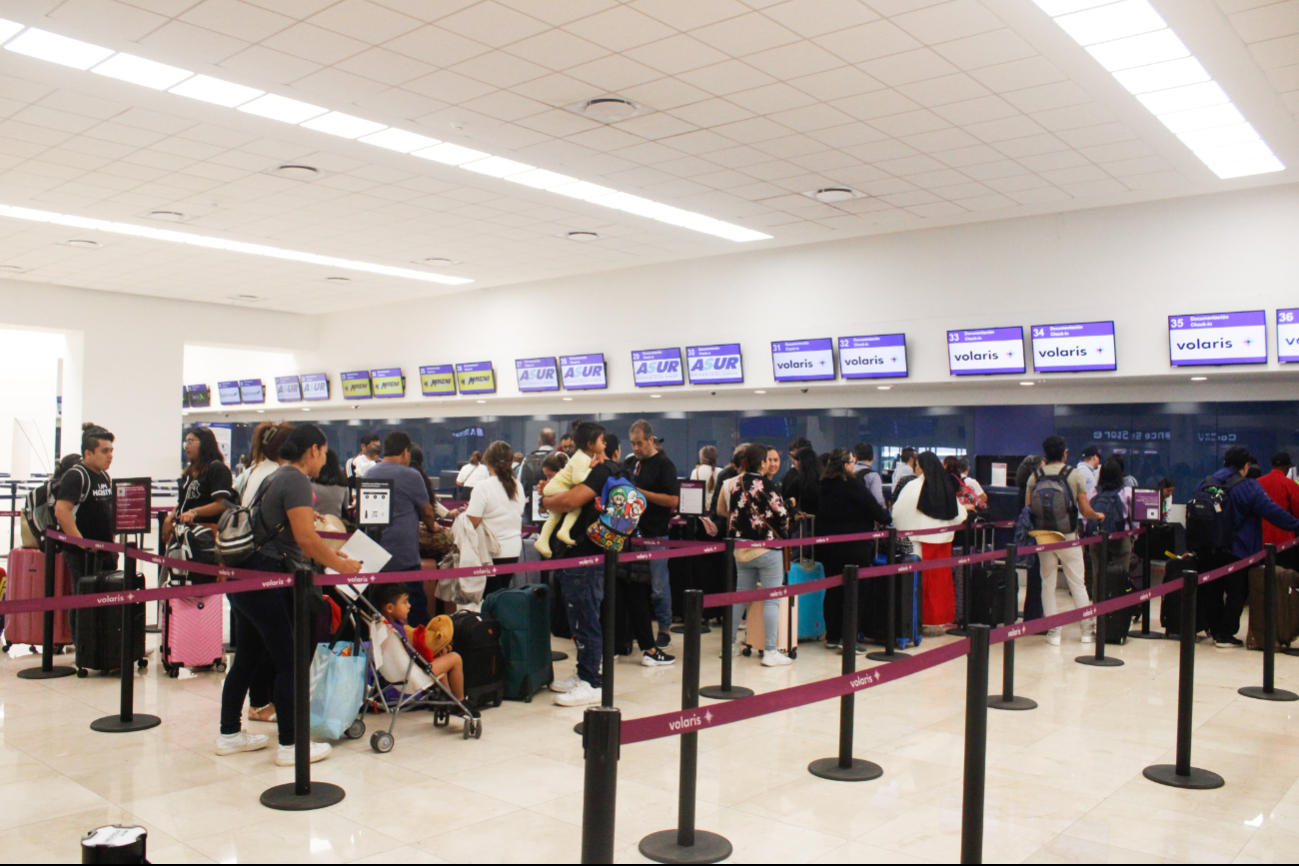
[334,584,482,753]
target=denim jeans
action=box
[645,536,672,631]
[558,564,604,689]
[732,549,785,652]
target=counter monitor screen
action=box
[947,327,1026,376]
[274,376,302,403]
[686,343,744,385]
[217,381,241,406]
[838,334,908,379]
[560,354,607,390]
[515,357,559,393]
[1169,310,1266,366]
[371,368,405,398]
[420,365,456,396]
[184,384,211,408]
[341,371,373,400]
[1279,309,1299,363]
[772,338,835,382]
[1031,321,1117,373]
[301,373,330,401]
[456,362,496,395]
[631,348,684,387]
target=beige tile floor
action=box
[1,590,1298,864]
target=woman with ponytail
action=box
[465,439,525,596]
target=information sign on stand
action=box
[358,479,393,528]
[678,480,706,516]
[1133,489,1161,523]
[113,478,152,535]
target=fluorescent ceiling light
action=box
[1032,0,1109,14]
[550,181,617,200]
[1156,102,1245,134]
[1086,29,1188,71]
[0,202,473,286]
[300,111,386,139]
[1209,155,1284,180]
[0,18,26,43]
[91,53,192,90]
[1176,123,1260,151]
[1137,81,1228,115]
[238,93,327,124]
[1112,57,1209,95]
[1055,0,1166,46]
[169,74,262,107]
[507,169,577,189]
[413,142,490,165]
[1194,140,1274,166]
[359,128,440,153]
[4,27,113,69]
[461,156,535,178]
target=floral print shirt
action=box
[728,472,790,541]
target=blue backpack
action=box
[586,474,647,553]
[1086,489,1127,535]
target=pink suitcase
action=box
[161,595,226,677]
[3,548,73,650]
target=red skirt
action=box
[919,540,955,626]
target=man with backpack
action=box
[53,426,118,581]
[853,442,886,509]
[1026,435,1108,646]
[1189,447,1299,647]
[517,428,556,522]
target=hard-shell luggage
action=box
[1160,557,1210,638]
[74,572,146,677]
[3,547,73,650]
[161,594,226,677]
[482,585,553,702]
[788,516,826,641]
[1098,559,1132,645]
[863,553,922,649]
[743,594,798,659]
[1247,565,1299,651]
[957,564,1007,628]
[450,609,505,709]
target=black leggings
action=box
[483,557,519,597]
[220,558,295,744]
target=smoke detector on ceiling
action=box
[806,187,864,204]
[567,231,599,242]
[271,164,321,180]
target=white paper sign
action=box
[325,530,391,575]
[358,481,392,527]
[990,463,1007,488]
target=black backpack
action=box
[1086,488,1127,535]
[1029,465,1078,534]
[1186,473,1245,554]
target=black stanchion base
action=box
[1143,764,1225,790]
[670,623,711,634]
[807,757,883,782]
[1238,686,1299,702]
[573,721,583,736]
[91,714,161,733]
[638,829,733,864]
[865,650,911,662]
[17,665,76,680]
[260,781,346,811]
[945,626,970,637]
[987,695,1038,711]
[699,685,754,701]
[1075,655,1124,667]
[550,651,568,662]
[1128,629,1166,640]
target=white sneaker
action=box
[1046,629,1061,646]
[550,673,581,694]
[554,681,601,707]
[761,649,794,667]
[1080,632,1096,644]
[215,730,269,756]
[275,741,331,767]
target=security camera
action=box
[710,391,716,396]
[801,388,808,394]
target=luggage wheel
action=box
[789,648,798,659]
[76,668,87,678]
[2,643,9,652]
[370,731,394,753]
[213,661,226,673]
[523,692,532,704]
[742,646,753,657]
[343,719,366,740]
[492,697,502,708]
[434,708,450,728]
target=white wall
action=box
[0,328,63,476]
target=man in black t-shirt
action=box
[55,426,118,581]
[626,420,680,646]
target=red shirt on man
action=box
[1258,468,1299,546]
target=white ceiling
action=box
[0,0,1295,312]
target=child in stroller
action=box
[369,583,471,706]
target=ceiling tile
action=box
[137,20,251,65]
[47,0,170,41]
[869,108,949,136]
[707,144,772,166]
[612,112,698,140]
[859,49,959,86]
[1001,81,1093,114]
[179,0,295,41]
[890,0,1003,44]
[785,149,859,171]
[564,6,677,51]
[495,0,620,26]
[629,0,751,31]
[967,57,1067,93]
[620,78,714,111]
[505,30,612,70]
[1031,103,1116,132]
[906,168,974,190]
[452,52,550,88]
[761,0,880,38]
[1054,122,1136,148]
[1228,1,1299,42]
[712,116,796,143]
[728,83,819,114]
[1246,34,1299,71]
[1077,140,1153,163]
[565,55,665,91]
[624,35,731,75]
[744,42,845,80]
[963,114,1046,143]
[788,66,885,101]
[1004,186,1070,205]
[460,90,551,122]
[930,95,1020,126]
[752,133,829,158]
[807,121,890,147]
[291,66,390,100]
[1101,155,1172,177]
[666,98,756,127]
[813,20,922,64]
[437,1,551,47]
[1036,164,1108,186]
[384,25,492,66]
[566,125,645,152]
[899,126,980,152]
[657,128,735,153]
[219,45,323,85]
[833,89,923,119]
[842,138,919,161]
[511,73,604,106]
[931,142,1003,166]
[678,61,778,96]
[352,87,448,120]
[306,0,423,42]
[260,22,370,65]
[404,69,499,103]
[1059,178,1127,198]
[995,134,1070,159]
[768,103,855,132]
[691,13,802,56]
[896,73,992,107]
[334,48,436,87]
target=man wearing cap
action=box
[1076,445,1102,500]
[1260,452,1299,570]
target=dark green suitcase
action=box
[483,585,553,702]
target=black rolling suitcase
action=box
[450,609,505,709]
[862,553,923,649]
[1160,556,1210,638]
[960,564,1007,627]
[74,571,146,677]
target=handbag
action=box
[308,641,367,740]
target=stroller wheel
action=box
[344,718,366,740]
[464,718,482,740]
[370,731,394,753]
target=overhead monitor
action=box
[341,370,373,400]
[1279,309,1299,363]
[301,373,330,401]
[686,343,744,385]
[560,353,607,390]
[1168,310,1266,366]
[420,365,456,396]
[238,380,265,404]
[371,368,405,398]
[771,338,835,383]
[456,361,496,395]
[274,375,302,403]
[1031,321,1117,373]
[515,357,560,393]
[217,381,241,406]
[838,334,908,379]
[184,384,211,408]
[631,348,684,387]
[947,327,1026,376]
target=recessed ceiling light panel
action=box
[4,27,113,69]
[359,127,441,153]
[300,111,386,139]
[92,52,192,89]
[238,93,327,124]
[461,156,535,178]
[169,74,263,107]
[413,142,490,166]
[0,18,23,43]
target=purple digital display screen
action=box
[771,338,835,382]
[1030,321,1117,373]
[686,344,744,385]
[515,357,559,393]
[560,354,607,390]
[838,334,908,379]
[632,348,684,387]
[1169,311,1266,367]
[947,327,1025,376]
[1278,309,1299,363]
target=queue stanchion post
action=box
[580,705,621,865]
[1130,526,1162,640]
[1239,544,1297,702]
[1143,567,1224,790]
[868,528,910,663]
[91,543,159,733]
[989,544,1036,711]
[575,550,620,737]
[809,566,883,782]
[147,511,166,637]
[18,534,76,680]
[7,480,16,553]
[947,522,975,638]
[670,519,710,635]
[261,568,346,811]
[700,540,753,701]
[960,624,990,865]
[639,590,732,864]
[1077,531,1122,668]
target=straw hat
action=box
[1029,529,1066,544]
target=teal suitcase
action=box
[482,585,553,702]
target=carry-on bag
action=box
[309,641,368,740]
[74,571,147,677]
[450,609,505,709]
[957,564,1007,628]
[3,547,72,650]
[482,585,554,701]
[744,594,798,659]
[863,553,923,649]
[1247,565,1299,651]
[161,594,226,676]
[1160,556,1210,638]
[788,516,826,641]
